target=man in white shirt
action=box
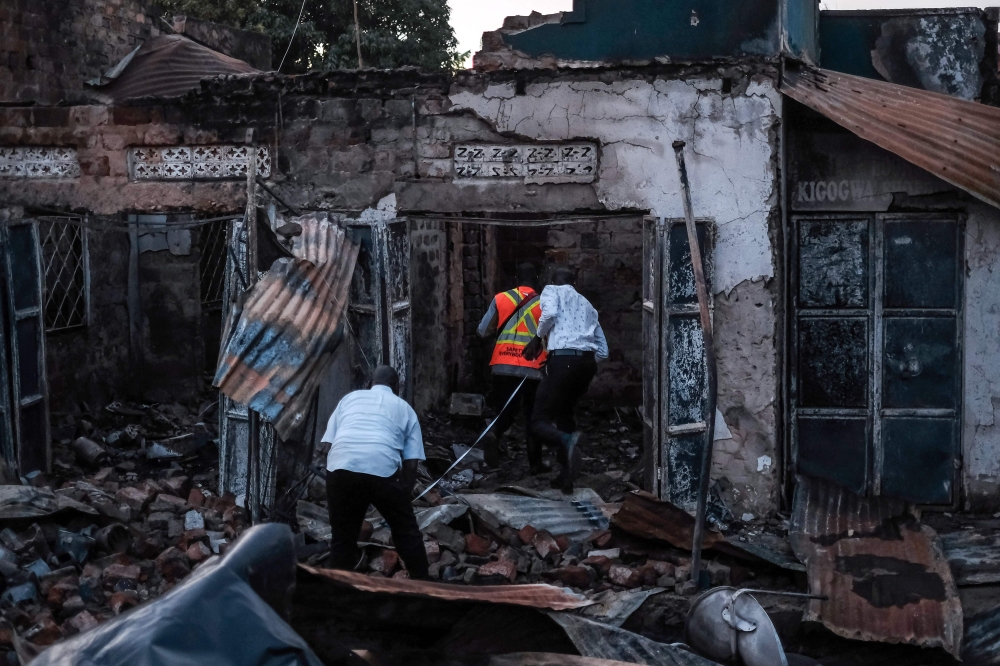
[322,365,429,579]
[524,267,609,494]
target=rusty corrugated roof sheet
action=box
[790,476,962,657]
[92,34,258,102]
[214,216,359,440]
[298,565,592,611]
[782,66,1000,210]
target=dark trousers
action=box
[531,355,598,475]
[490,374,542,467]
[326,469,429,579]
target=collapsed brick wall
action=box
[0,0,160,104]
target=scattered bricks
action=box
[464,534,492,557]
[608,565,641,588]
[222,505,246,526]
[146,512,173,529]
[543,566,595,589]
[92,468,118,484]
[370,549,400,575]
[675,565,691,584]
[676,580,699,596]
[424,540,441,564]
[392,570,410,580]
[462,567,478,584]
[656,576,676,588]
[162,476,189,497]
[518,525,538,545]
[203,509,224,532]
[554,535,572,552]
[148,494,186,514]
[424,522,464,554]
[496,545,531,574]
[38,567,78,595]
[47,581,80,609]
[581,555,613,576]
[167,520,184,540]
[650,560,675,578]
[531,530,562,559]
[78,564,102,602]
[110,590,140,615]
[154,547,190,582]
[500,526,521,545]
[24,616,62,646]
[131,536,164,559]
[184,510,204,531]
[186,488,205,508]
[94,501,132,523]
[185,542,211,564]
[102,564,140,591]
[359,520,374,543]
[705,561,731,587]
[477,559,517,583]
[65,610,99,634]
[638,563,660,586]
[589,548,621,560]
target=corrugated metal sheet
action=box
[547,613,719,666]
[940,530,1000,586]
[91,34,258,102]
[214,217,359,440]
[782,66,1000,210]
[461,493,610,541]
[789,476,962,657]
[298,565,592,611]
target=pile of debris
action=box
[0,399,244,657]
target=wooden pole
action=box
[672,140,718,588]
[353,0,364,69]
[245,129,261,524]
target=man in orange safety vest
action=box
[476,263,550,473]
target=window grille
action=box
[199,218,228,308]
[38,216,88,332]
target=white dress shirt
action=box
[537,285,609,359]
[323,385,425,478]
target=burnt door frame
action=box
[789,212,964,505]
[642,216,714,509]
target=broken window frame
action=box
[788,212,965,506]
[642,216,714,509]
[37,215,90,333]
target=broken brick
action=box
[531,530,562,559]
[554,535,571,552]
[47,581,80,609]
[187,487,205,508]
[146,512,173,529]
[65,610,99,634]
[154,547,191,582]
[110,590,140,615]
[392,570,410,580]
[424,539,441,563]
[102,564,140,590]
[464,533,492,557]
[590,530,613,548]
[24,616,62,646]
[359,520,374,543]
[162,476,190,497]
[518,525,538,545]
[148,494,187,514]
[543,565,595,589]
[370,549,400,575]
[650,560,675,577]
[185,541,211,563]
[477,559,517,583]
[581,555,613,576]
[608,565,641,588]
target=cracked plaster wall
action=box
[449,74,782,515]
[963,200,1000,510]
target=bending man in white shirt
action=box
[322,365,429,579]
[524,266,609,494]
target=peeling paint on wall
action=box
[449,75,781,296]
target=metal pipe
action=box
[672,140,718,589]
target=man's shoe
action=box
[565,432,583,481]
[482,432,500,468]
[530,462,553,476]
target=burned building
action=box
[2,0,1000,526]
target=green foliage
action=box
[157,0,467,73]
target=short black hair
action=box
[372,365,400,394]
[551,266,576,286]
[516,262,539,288]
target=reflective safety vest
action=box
[490,287,547,369]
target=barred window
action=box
[199,218,228,308]
[39,216,89,332]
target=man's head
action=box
[371,365,400,394]
[551,266,576,286]
[515,262,539,290]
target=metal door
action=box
[791,213,962,504]
[2,219,50,474]
[217,216,276,505]
[346,218,412,402]
[642,216,712,510]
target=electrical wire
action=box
[278,0,309,73]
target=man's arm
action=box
[594,323,610,361]
[400,409,425,495]
[536,287,558,338]
[477,298,499,338]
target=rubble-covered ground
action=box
[0,397,246,661]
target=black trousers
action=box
[326,469,429,579]
[489,374,542,467]
[531,354,598,457]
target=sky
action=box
[447,0,994,68]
